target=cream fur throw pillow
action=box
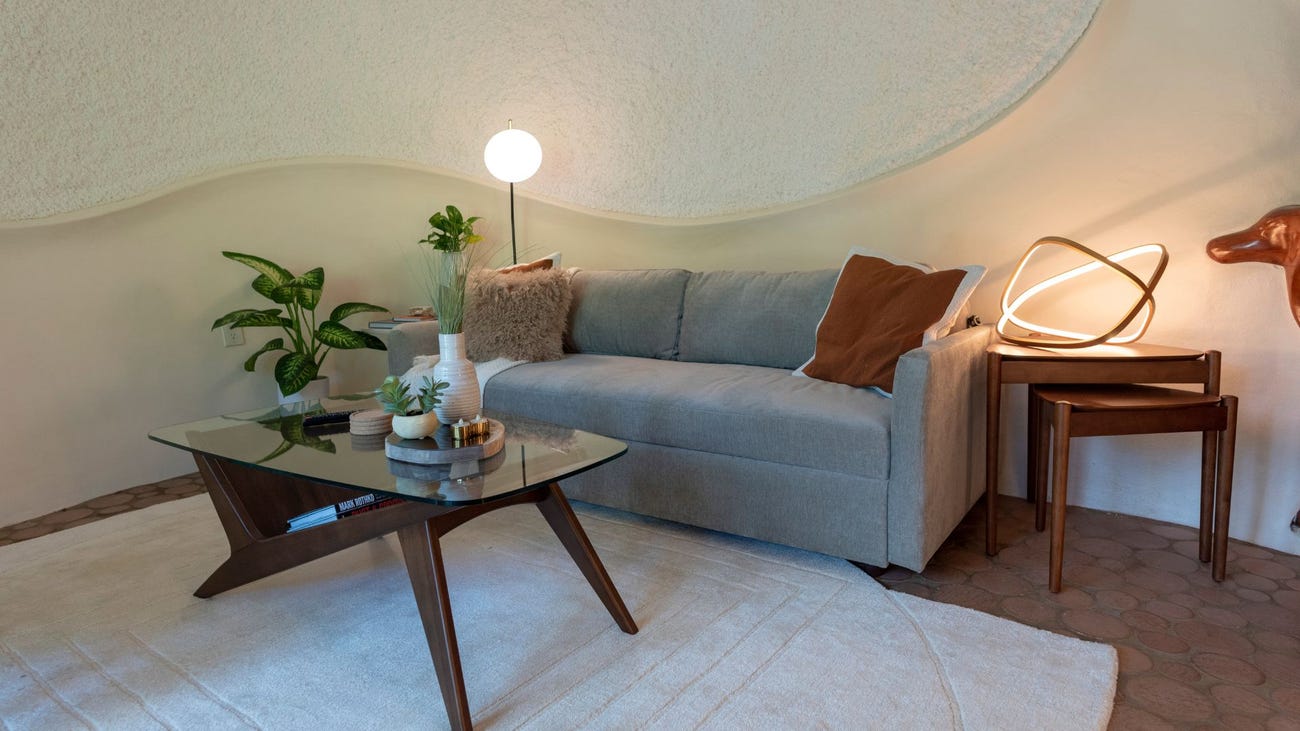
[463,267,573,362]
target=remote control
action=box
[302,410,360,427]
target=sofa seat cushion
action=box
[484,354,891,478]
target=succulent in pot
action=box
[375,375,449,440]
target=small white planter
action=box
[391,412,440,440]
[279,376,330,405]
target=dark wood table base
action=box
[194,454,638,731]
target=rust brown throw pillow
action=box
[800,255,968,392]
[463,267,572,362]
[497,256,554,274]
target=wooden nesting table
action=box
[983,341,1214,555]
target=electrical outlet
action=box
[221,325,245,347]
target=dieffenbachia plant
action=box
[211,252,388,396]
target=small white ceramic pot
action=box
[279,375,330,405]
[391,412,440,440]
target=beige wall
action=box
[2,0,1298,554]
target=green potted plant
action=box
[375,375,449,439]
[416,205,484,423]
[212,252,389,402]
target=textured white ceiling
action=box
[1,1,1097,221]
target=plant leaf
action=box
[352,329,387,351]
[223,252,292,285]
[293,267,324,290]
[212,308,259,330]
[272,269,323,310]
[242,338,286,372]
[316,321,367,349]
[302,438,337,454]
[277,416,338,454]
[329,301,389,321]
[296,286,321,310]
[274,352,318,396]
[230,309,291,328]
[375,375,413,415]
[256,440,295,464]
[253,274,295,304]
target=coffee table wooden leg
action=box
[398,520,473,731]
[193,454,441,598]
[536,483,638,634]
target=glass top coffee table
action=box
[150,398,637,731]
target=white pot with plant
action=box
[417,205,484,424]
[211,252,389,404]
[376,375,449,440]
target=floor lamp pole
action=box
[509,182,517,265]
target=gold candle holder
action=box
[451,415,491,444]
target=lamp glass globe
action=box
[483,128,542,183]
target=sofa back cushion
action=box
[677,269,838,369]
[565,269,690,359]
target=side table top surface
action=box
[989,341,1205,361]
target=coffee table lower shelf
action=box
[193,453,638,731]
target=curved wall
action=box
[2,1,1299,556]
[0,0,1097,221]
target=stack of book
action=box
[369,315,436,330]
[285,493,403,532]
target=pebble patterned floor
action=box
[878,496,1300,731]
[0,474,206,546]
[1,475,1296,729]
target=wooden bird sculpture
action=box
[1207,205,1300,327]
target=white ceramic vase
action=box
[433,332,481,424]
[391,412,440,440]
[278,375,330,405]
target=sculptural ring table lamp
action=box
[996,236,1169,348]
[484,120,543,265]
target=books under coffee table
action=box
[148,399,635,731]
[286,492,403,532]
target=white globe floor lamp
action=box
[483,120,543,265]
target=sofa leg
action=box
[848,560,890,578]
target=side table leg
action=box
[1027,387,1040,504]
[1212,396,1239,582]
[985,352,1003,555]
[536,483,638,634]
[1035,395,1051,532]
[1199,430,1217,563]
[398,520,473,731]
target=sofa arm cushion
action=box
[386,321,441,375]
[887,325,993,570]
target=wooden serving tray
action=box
[384,419,505,464]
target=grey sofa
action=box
[388,268,991,571]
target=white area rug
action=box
[0,496,1116,729]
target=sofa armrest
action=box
[386,321,441,375]
[886,325,993,571]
